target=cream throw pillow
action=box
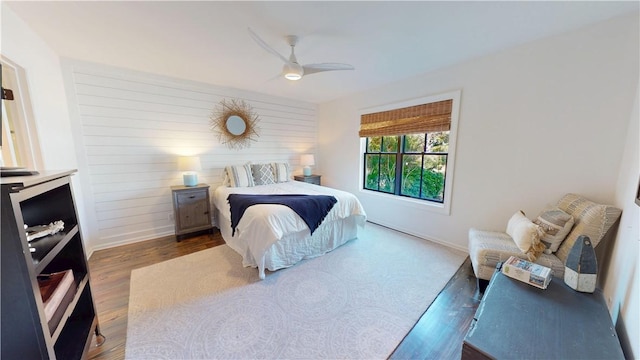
[506,210,546,261]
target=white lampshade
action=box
[300,154,315,176]
[177,156,202,171]
[177,156,202,186]
[300,154,315,166]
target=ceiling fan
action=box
[248,28,354,81]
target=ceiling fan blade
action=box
[302,63,355,76]
[248,27,290,64]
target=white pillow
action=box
[506,210,545,261]
[271,162,290,183]
[225,164,254,187]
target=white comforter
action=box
[213,181,367,278]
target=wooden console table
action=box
[462,267,624,359]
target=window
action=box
[364,132,449,202]
[359,91,460,210]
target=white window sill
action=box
[358,188,450,215]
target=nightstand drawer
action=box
[294,174,321,185]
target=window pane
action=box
[381,136,398,153]
[367,137,381,152]
[379,154,396,193]
[421,154,447,202]
[401,154,422,198]
[426,131,449,153]
[403,134,425,153]
[364,154,380,190]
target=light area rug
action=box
[125,222,466,359]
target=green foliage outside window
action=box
[365,132,448,203]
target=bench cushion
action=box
[469,228,565,281]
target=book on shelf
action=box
[38,269,76,331]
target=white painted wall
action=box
[1,6,92,243]
[319,13,639,356]
[61,61,317,251]
[319,14,638,248]
[605,82,639,358]
[1,6,76,170]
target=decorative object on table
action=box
[210,98,260,150]
[300,154,315,176]
[177,156,202,187]
[501,256,553,289]
[564,235,597,293]
[25,220,64,242]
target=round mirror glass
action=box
[226,115,247,136]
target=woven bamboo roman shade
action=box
[359,99,453,137]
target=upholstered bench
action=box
[469,193,622,290]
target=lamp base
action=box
[183,173,198,187]
[303,166,312,176]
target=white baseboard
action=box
[365,220,469,254]
[87,226,174,258]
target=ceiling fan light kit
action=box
[248,27,354,81]
[283,62,303,80]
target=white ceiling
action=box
[5,1,639,104]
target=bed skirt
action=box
[216,207,365,278]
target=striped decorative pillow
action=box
[271,162,290,183]
[533,207,574,254]
[555,194,622,263]
[251,164,275,185]
[225,164,254,187]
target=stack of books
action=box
[38,269,76,332]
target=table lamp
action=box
[300,154,315,176]
[178,156,202,187]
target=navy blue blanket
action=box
[227,194,337,236]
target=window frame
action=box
[1,56,43,170]
[358,90,461,215]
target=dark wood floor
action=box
[87,230,480,360]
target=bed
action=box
[213,181,367,279]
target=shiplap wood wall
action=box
[64,62,317,251]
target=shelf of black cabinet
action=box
[31,224,78,274]
[50,274,89,343]
[53,284,96,360]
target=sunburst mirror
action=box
[210,98,260,150]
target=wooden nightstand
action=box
[171,184,213,241]
[294,174,321,185]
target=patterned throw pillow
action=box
[225,164,254,187]
[251,164,276,186]
[506,210,546,262]
[271,162,290,183]
[533,207,574,254]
